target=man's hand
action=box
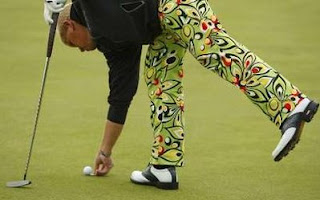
[44,0,67,24]
[94,151,114,176]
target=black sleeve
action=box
[103,45,142,124]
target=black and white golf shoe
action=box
[272,98,319,162]
[130,165,178,190]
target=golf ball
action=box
[83,166,93,176]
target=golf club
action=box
[6,13,59,188]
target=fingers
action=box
[94,159,100,175]
[45,0,66,13]
[50,6,65,13]
[44,4,53,25]
[95,163,114,176]
[44,0,67,24]
[95,164,106,176]
[94,154,114,176]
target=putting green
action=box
[1,0,319,200]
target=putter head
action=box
[6,180,31,188]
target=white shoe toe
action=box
[130,171,150,183]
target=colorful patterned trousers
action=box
[144,0,306,166]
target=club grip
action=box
[46,13,59,58]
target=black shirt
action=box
[70,1,142,124]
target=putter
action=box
[6,13,59,188]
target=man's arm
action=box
[94,120,122,176]
[94,44,142,176]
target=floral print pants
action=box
[144,0,306,166]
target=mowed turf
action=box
[1,0,319,200]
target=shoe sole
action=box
[130,178,179,190]
[274,101,319,162]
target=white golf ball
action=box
[83,166,93,176]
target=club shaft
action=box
[23,13,59,180]
[23,57,51,180]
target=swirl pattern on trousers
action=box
[144,0,306,166]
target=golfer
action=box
[44,0,318,190]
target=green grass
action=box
[1,0,320,200]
